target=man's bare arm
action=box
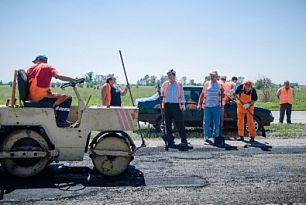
[55,74,75,82]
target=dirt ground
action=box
[1,137,306,204]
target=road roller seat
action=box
[17,69,53,108]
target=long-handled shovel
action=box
[232,93,266,137]
[161,111,169,150]
[218,91,226,147]
[216,90,237,150]
[119,50,146,149]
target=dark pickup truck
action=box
[135,86,274,133]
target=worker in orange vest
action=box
[276,81,295,124]
[101,74,128,107]
[198,71,224,146]
[235,80,258,142]
[27,55,76,127]
[161,69,192,151]
[220,76,233,105]
[101,74,114,107]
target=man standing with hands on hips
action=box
[161,69,193,151]
[276,80,295,124]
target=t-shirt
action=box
[205,82,220,107]
[27,63,58,88]
[110,86,122,106]
[235,84,258,101]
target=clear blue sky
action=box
[1,0,306,85]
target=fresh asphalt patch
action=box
[0,164,145,201]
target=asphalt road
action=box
[1,137,306,204]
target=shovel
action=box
[232,93,266,137]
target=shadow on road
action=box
[0,164,145,200]
[243,140,273,151]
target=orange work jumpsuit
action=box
[237,91,256,138]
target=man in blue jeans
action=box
[198,71,224,145]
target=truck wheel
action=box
[245,117,262,134]
[0,129,49,177]
[90,132,132,176]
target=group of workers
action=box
[26,55,295,147]
[160,69,258,149]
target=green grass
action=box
[256,101,306,111]
[0,86,12,105]
[256,87,306,111]
[265,123,306,138]
[0,85,157,106]
[133,123,306,139]
[1,85,306,110]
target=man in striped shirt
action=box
[198,71,224,145]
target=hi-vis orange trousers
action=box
[237,104,256,138]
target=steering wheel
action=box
[60,78,85,88]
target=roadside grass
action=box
[1,85,305,110]
[0,86,157,106]
[256,101,306,111]
[266,123,306,138]
[130,123,306,139]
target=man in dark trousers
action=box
[27,55,76,127]
[276,80,295,124]
[161,69,192,151]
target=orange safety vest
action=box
[222,82,233,105]
[223,82,232,95]
[161,80,183,110]
[29,65,69,107]
[105,83,111,106]
[279,87,294,104]
[199,81,223,109]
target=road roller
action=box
[0,70,138,177]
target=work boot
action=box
[204,138,211,145]
[237,136,244,141]
[187,142,193,149]
[57,121,71,127]
[249,137,255,143]
[214,137,225,148]
[168,143,178,149]
[178,143,189,151]
[182,139,193,149]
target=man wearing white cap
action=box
[198,71,224,146]
[161,69,192,151]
